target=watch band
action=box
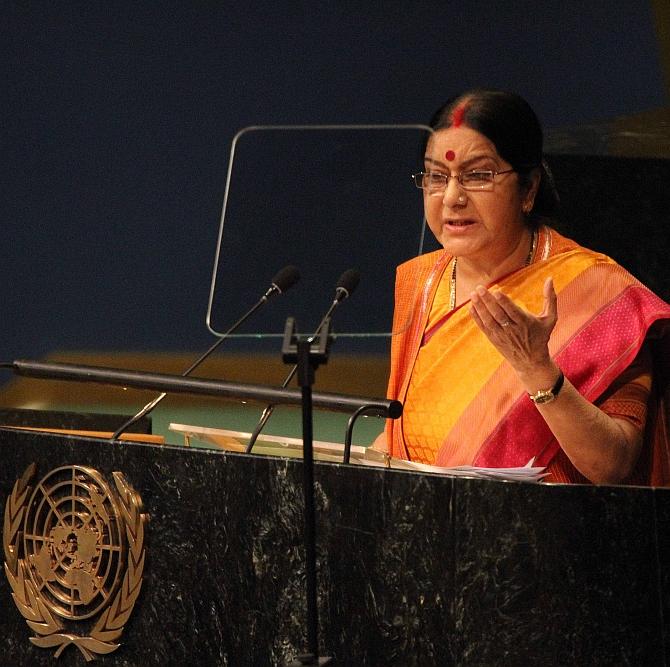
[528,370,565,405]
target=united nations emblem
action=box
[3,464,148,661]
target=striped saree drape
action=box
[385,227,670,486]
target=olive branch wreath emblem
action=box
[3,464,148,662]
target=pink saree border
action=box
[473,285,670,468]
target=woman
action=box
[377,89,670,485]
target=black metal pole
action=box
[343,404,379,464]
[8,360,402,419]
[284,322,333,666]
[297,339,319,662]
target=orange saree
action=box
[385,226,670,485]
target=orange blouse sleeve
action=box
[546,343,653,484]
[596,342,653,431]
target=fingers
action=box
[469,279,558,371]
[541,276,558,320]
[470,285,517,330]
[472,278,557,322]
[469,302,487,331]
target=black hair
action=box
[427,89,559,224]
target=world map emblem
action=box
[3,464,148,661]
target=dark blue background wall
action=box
[2,2,667,364]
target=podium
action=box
[1,426,669,666]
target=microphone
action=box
[111,265,300,440]
[245,268,361,453]
[334,268,360,304]
[260,265,301,299]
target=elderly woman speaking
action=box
[377,89,670,486]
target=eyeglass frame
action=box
[412,168,516,193]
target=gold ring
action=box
[500,320,512,327]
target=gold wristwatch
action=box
[528,371,565,405]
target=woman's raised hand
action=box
[469,277,558,375]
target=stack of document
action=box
[361,448,548,482]
[168,423,370,462]
[168,423,547,483]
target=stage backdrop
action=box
[1,3,668,367]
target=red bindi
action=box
[445,150,456,161]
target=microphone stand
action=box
[282,317,333,667]
[110,266,299,441]
[110,334,230,440]
[342,404,383,464]
[246,276,357,455]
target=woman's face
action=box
[423,126,536,265]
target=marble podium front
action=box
[0,427,668,666]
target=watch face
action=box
[530,371,563,404]
[533,391,555,404]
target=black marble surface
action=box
[0,428,668,666]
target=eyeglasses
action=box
[412,168,515,193]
